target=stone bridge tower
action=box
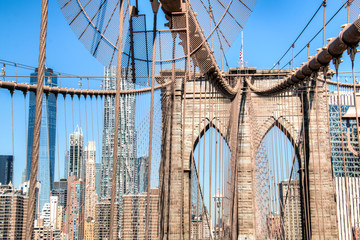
[158,68,338,239]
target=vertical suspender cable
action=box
[145,1,159,239]
[85,96,88,149]
[26,0,48,238]
[285,91,292,236]
[308,76,321,239]
[296,83,307,240]
[323,0,327,47]
[91,96,94,142]
[196,74,202,240]
[11,92,14,184]
[209,84,213,231]
[72,97,75,133]
[214,92,217,238]
[219,126,222,237]
[300,82,311,239]
[78,95,82,178]
[314,71,326,239]
[109,0,125,238]
[56,95,60,181]
[350,49,360,155]
[217,92,221,238]
[350,50,360,237]
[291,87,301,237]
[334,60,352,238]
[96,96,101,166]
[64,96,68,178]
[203,80,207,227]
[24,93,28,184]
[217,89,220,238]
[216,91,220,237]
[84,95,89,189]
[189,65,196,239]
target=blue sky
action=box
[0,0,354,188]
[0,0,352,75]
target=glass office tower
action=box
[0,155,13,185]
[26,68,57,211]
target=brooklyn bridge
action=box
[0,0,360,239]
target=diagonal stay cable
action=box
[280,1,347,69]
[271,2,323,70]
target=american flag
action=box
[240,31,244,67]
[240,47,243,67]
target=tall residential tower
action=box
[84,141,97,239]
[100,66,137,233]
[67,126,84,180]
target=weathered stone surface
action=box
[159,69,338,239]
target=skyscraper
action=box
[136,156,148,193]
[52,179,67,209]
[278,179,302,240]
[40,202,51,228]
[84,141,96,182]
[33,219,57,240]
[122,188,160,239]
[20,180,41,220]
[84,141,97,239]
[67,126,84,180]
[64,150,69,179]
[52,179,67,232]
[100,66,137,232]
[95,199,119,240]
[95,162,101,200]
[0,184,28,240]
[49,196,58,229]
[21,168,26,185]
[26,68,57,211]
[0,155,13,185]
[65,176,85,240]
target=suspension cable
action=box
[26,0,48,237]
[145,2,159,238]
